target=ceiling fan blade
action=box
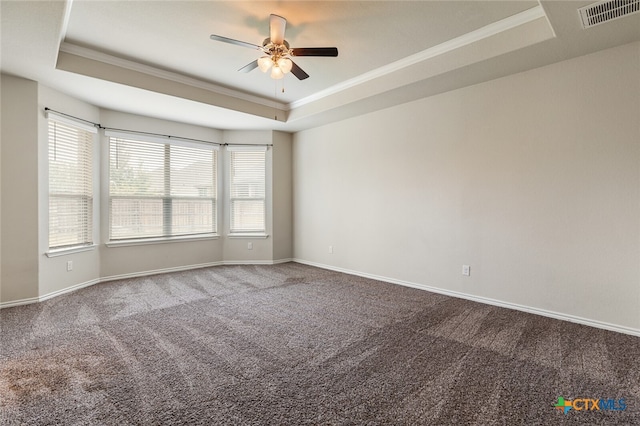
[290,47,339,57]
[270,14,287,45]
[238,60,259,73]
[210,34,262,50]
[290,60,309,80]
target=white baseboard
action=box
[214,259,292,266]
[101,261,225,283]
[0,296,41,309]
[0,259,295,309]
[292,258,640,337]
[222,260,278,265]
[38,279,101,303]
[0,279,102,309]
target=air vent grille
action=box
[579,0,640,28]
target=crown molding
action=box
[289,5,547,110]
[57,0,74,53]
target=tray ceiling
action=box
[2,1,639,131]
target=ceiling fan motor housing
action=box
[262,38,291,58]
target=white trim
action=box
[39,279,101,303]
[227,233,269,239]
[59,42,288,111]
[100,261,225,283]
[290,5,547,110]
[45,244,97,257]
[57,0,74,53]
[0,296,40,309]
[292,259,640,338]
[0,279,100,309]
[106,234,219,248]
[222,260,279,265]
[101,260,290,281]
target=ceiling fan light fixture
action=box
[257,56,273,73]
[277,57,293,74]
[270,65,284,79]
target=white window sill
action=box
[45,244,97,258]
[227,233,269,239]
[106,234,219,248]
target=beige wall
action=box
[272,131,293,261]
[293,42,640,332]
[1,75,39,303]
[0,77,2,300]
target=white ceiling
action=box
[2,1,639,132]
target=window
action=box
[48,117,95,250]
[228,146,266,234]
[108,132,218,241]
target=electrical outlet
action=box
[247,242,253,250]
[67,261,73,272]
[462,265,470,276]
[328,245,333,254]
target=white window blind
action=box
[228,146,266,233]
[48,118,95,250]
[108,133,218,241]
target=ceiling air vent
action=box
[578,0,640,28]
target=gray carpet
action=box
[1,262,638,425]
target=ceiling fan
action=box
[210,14,338,80]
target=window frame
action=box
[106,130,220,244]
[227,145,268,237]
[46,112,97,255]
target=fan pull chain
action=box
[273,79,285,120]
